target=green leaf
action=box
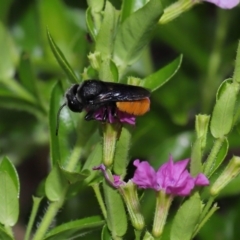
[101,225,112,240]
[120,0,148,23]
[0,22,18,79]
[233,41,240,83]
[170,192,202,240]
[113,126,132,176]
[95,1,119,59]
[113,0,163,73]
[103,181,127,237]
[18,52,38,96]
[86,7,97,41]
[60,166,88,184]
[142,55,182,91]
[210,80,239,138]
[99,59,119,82]
[45,166,68,202]
[49,81,76,166]
[0,225,13,240]
[0,156,20,197]
[143,230,155,240]
[0,171,19,226]
[43,216,104,240]
[82,143,103,184]
[47,29,79,84]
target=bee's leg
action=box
[85,110,96,121]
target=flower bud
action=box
[195,114,210,150]
[88,51,101,70]
[210,156,240,196]
[119,181,145,230]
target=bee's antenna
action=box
[56,103,67,136]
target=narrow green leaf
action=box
[210,80,239,138]
[0,171,19,226]
[113,0,163,71]
[103,181,127,237]
[0,96,44,120]
[18,52,38,96]
[43,216,104,240]
[47,30,79,84]
[0,156,20,197]
[142,55,182,91]
[95,1,119,59]
[170,192,201,240]
[24,196,43,240]
[113,126,132,176]
[45,166,68,202]
[86,7,97,41]
[233,41,240,83]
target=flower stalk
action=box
[152,191,173,238]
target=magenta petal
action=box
[132,160,156,189]
[204,0,239,9]
[195,173,209,186]
[167,177,195,196]
[93,106,136,125]
[113,175,124,187]
[173,158,190,176]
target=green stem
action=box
[33,138,81,239]
[33,194,66,240]
[203,137,224,177]
[92,184,107,220]
[134,229,142,240]
[193,199,218,238]
[24,197,43,240]
[152,192,173,238]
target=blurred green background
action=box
[1,0,240,239]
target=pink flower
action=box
[203,0,239,9]
[132,156,209,196]
[93,106,136,125]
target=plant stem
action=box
[92,184,107,220]
[24,197,42,240]
[32,196,66,240]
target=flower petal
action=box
[93,106,136,125]
[203,0,239,9]
[195,173,209,186]
[132,160,157,189]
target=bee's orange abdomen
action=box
[116,98,150,116]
